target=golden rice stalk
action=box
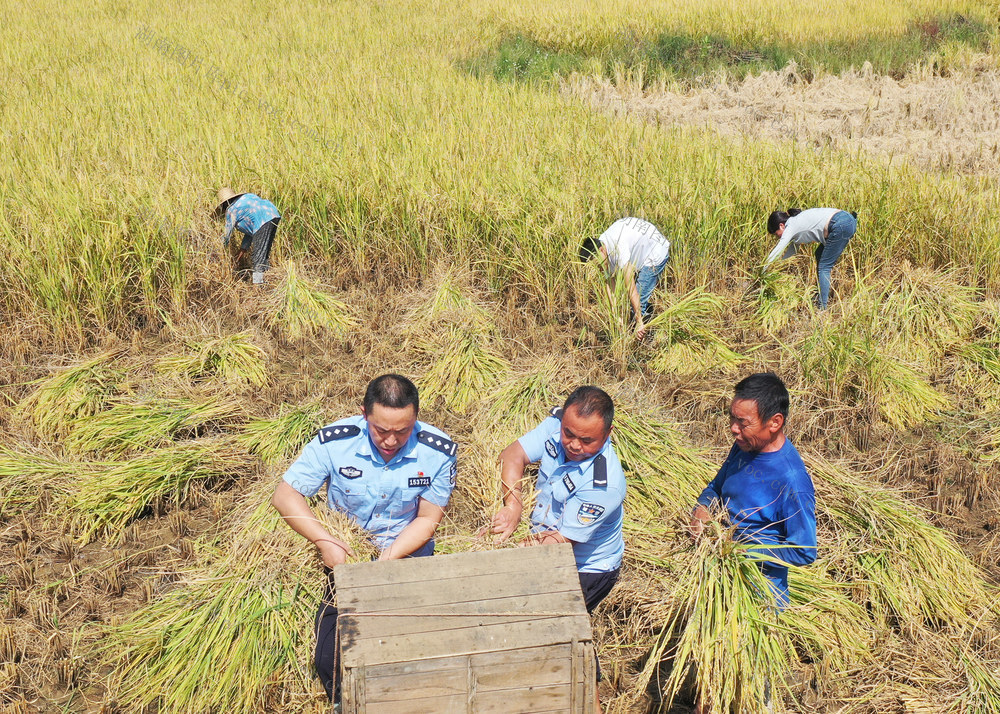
[754,268,810,333]
[156,333,268,387]
[237,401,325,465]
[589,264,637,372]
[611,406,715,517]
[0,446,73,517]
[646,287,744,376]
[809,454,996,629]
[884,264,980,354]
[421,272,492,330]
[953,641,1000,712]
[266,260,356,341]
[483,360,565,432]
[100,487,376,713]
[64,394,247,456]
[67,438,249,543]
[866,350,951,429]
[634,521,800,714]
[18,348,125,440]
[417,327,510,413]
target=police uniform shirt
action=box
[282,415,458,553]
[517,410,626,573]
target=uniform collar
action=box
[357,418,420,466]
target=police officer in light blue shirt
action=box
[272,374,457,703]
[488,386,626,609]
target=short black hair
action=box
[364,374,419,414]
[579,237,601,262]
[733,372,788,422]
[563,386,614,431]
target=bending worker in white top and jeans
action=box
[579,217,671,340]
[765,208,857,309]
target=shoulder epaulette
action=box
[417,430,457,457]
[549,406,563,420]
[592,454,608,488]
[317,424,361,444]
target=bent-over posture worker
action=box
[579,217,671,340]
[214,187,281,285]
[272,374,457,703]
[487,386,626,674]
[765,208,857,309]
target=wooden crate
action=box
[334,543,596,713]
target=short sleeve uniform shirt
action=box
[282,416,457,553]
[518,410,626,573]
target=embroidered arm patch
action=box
[417,430,458,457]
[318,424,361,443]
[578,502,606,525]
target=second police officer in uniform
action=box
[486,385,626,618]
[271,374,458,704]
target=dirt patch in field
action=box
[564,61,1000,176]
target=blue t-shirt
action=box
[222,194,281,249]
[697,440,817,607]
[282,416,457,553]
[518,412,626,573]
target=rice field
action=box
[2,0,1000,711]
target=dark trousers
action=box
[315,569,340,702]
[239,217,280,273]
[579,568,620,681]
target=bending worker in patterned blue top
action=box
[272,374,457,703]
[688,372,817,609]
[214,187,282,285]
[487,386,626,644]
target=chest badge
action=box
[577,502,606,525]
[562,474,576,493]
[408,471,431,488]
[545,440,558,458]
[339,466,363,479]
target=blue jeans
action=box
[815,211,856,309]
[636,257,668,322]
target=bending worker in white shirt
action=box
[579,217,671,340]
[765,208,857,309]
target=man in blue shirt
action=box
[214,187,281,285]
[689,372,817,608]
[272,374,457,703]
[487,386,626,614]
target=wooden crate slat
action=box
[361,694,467,714]
[343,615,592,667]
[337,566,580,613]
[356,643,573,680]
[364,645,574,701]
[335,543,574,590]
[469,683,572,713]
[339,594,586,640]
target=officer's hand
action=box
[635,323,648,340]
[484,504,521,543]
[316,538,354,568]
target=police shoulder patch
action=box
[578,502,606,525]
[318,424,361,444]
[591,454,608,488]
[417,430,457,457]
[549,406,563,420]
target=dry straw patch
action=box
[565,62,1000,176]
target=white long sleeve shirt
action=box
[765,208,839,265]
